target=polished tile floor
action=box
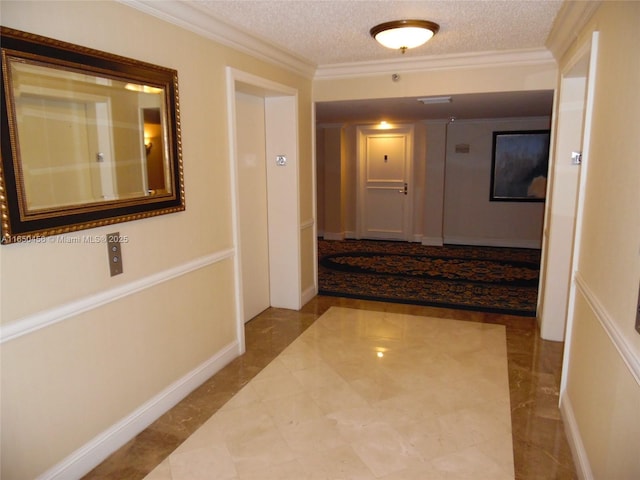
[83,296,577,479]
[146,306,513,479]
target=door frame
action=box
[560,32,599,390]
[538,32,598,343]
[356,124,414,240]
[226,67,301,354]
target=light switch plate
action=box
[571,151,582,165]
[107,232,123,276]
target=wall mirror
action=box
[0,27,185,244]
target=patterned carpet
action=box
[318,239,541,316]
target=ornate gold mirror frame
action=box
[0,27,185,244]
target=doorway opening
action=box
[315,91,553,313]
[226,68,301,354]
[538,34,597,342]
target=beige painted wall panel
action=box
[314,63,556,103]
[1,259,236,480]
[322,127,344,236]
[0,0,313,324]
[0,1,313,478]
[297,88,315,225]
[566,296,640,478]
[411,123,428,239]
[342,125,358,235]
[316,128,326,233]
[300,224,316,294]
[443,117,549,247]
[572,3,640,337]
[557,2,640,478]
[424,122,447,242]
[319,116,548,247]
[0,1,232,322]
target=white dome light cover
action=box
[370,20,440,53]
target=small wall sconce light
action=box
[370,19,440,54]
[144,136,152,155]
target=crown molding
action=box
[119,1,565,83]
[314,48,555,80]
[546,0,601,61]
[118,0,316,79]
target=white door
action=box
[91,101,118,201]
[358,127,413,240]
[235,91,270,322]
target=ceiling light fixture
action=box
[417,96,452,104]
[370,19,440,54]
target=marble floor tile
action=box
[82,296,577,480]
[141,307,513,479]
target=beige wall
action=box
[557,2,640,478]
[314,62,557,103]
[443,117,549,248]
[423,121,447,244]
[317,116,550,248]
[320,126,344,238]
[315,54,556,247]
[0,1,313,478]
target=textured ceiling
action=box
[192,0,561,122]
[128,0,563,122]
[198,0,563,65]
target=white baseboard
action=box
[323,231,346,241]
[421,236,444,246]
[559,392,593,480]
[301,284,317,306]
[38,340,240,480]
[443,235,541,249]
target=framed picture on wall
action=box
[490,130,550,202]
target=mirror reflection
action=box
[10,60,171,212]
[0,26,184,244]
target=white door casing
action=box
[538,33,598,342]
[560,32,599,393]
[357,125,414,241]
[226,67,301,354]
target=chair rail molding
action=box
[0,248,235,344]
[574,272,640,385]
